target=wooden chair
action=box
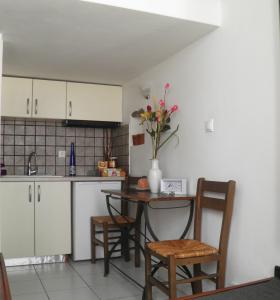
[91,215,136,275]
[0,253,11,300]
[91,176,142,276]
[145,178,236,300]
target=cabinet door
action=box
[33,79,66,119]
[67,82,122,122]
[35,182,71,256]
[1,77,33,118]
[0,182,34,258]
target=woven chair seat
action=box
[92,215,135,225]
[147,239,218,259]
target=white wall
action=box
[0,34,2,123]
[123,0,280,286]
[83,0,221,25]
[0,33,3,252]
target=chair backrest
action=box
[194,178,236,255]
[122,176,143,190]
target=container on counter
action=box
[69,143,76,176]
[0,163,7,176]
[108,157,118,168]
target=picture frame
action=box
[160,179,187,195]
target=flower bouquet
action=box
[132,83,179,193]
[132,83,179,159]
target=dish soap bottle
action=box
[69,142,76,176]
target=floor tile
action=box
[82,268,129,287]
[7,265,34,272]
[12,292,49,300]
[35,262,76,279]
[90,277,142,300]
[48,287,100,300]
[9,279,45,296]
[6,259,194,300]
[111,260,145,285]
[70,260,105,275]
[7,269,38,282]
[41,274,87,292]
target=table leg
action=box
[121,197,130,261]
[135,204,144,267]
[105,195,143,267]
[143,204,159,241]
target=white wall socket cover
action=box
[58,150,66,158]
[205,118,215,132]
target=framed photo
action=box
[160,179,187,195]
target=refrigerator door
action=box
[72,181,121,261]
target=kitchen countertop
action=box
[0,176,125,182]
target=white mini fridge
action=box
[72,181,121,261]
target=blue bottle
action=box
[69,142,76,176]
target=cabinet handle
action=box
[35,99,38,115]
[29,185,32,202]
[26,98,30,115]
[38,185,41,202]
[69,101,72,117]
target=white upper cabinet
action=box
[32,79,66,119]
[1,77,66,119]
[67,82,122,122]
[1,77,33,118]
[1,76,122,122]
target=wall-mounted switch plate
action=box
[205,118,214,132]
[58,150,66,158]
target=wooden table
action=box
[101,188,195,289]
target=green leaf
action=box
[157,124,179,151]
[162,124,171,132]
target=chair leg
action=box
[216,260,226,289]
[122,227,130,262]
[145,249,153,300]
[91,222,96,264]
[103,223,109,276]
[191,264,202,294]
[135,223,141,267]
[168,255,177,300]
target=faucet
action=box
[27,152,38,176]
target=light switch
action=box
[58,150,66,158]
[205,118,214,132]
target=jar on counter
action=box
[108,157,118,168]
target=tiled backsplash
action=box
[112,125,129,171]
[0,118,129,176]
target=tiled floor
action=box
[7,259,192,300]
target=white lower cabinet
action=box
[0,181,71,259]
[0,182,34,258]
[35,182,71,256]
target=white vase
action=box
[148,159,162,194]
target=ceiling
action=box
[0,0,217,85]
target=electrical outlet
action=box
[58,150,66,158]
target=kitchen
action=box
[0,1,280,300]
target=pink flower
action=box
[159,99,165,107]
[147,105,152,112]
[164,83,170,89]
[171,105,178,112]
[156,110,162,122]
